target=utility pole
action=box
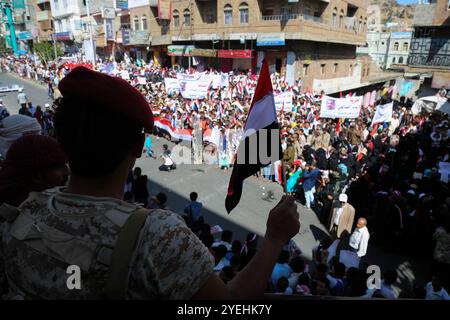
[86,0,96,67]
[2,1,18,56]
[52,33,57,61]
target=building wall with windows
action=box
[50,0,83,42]
[358,31,411,70]
[408,0,450,89]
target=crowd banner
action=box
[177,74,212,99]
[164,78,180,95]
[338,96,363,118]
[320,96,362,119]
[212,74,221,89]
[320,96,340,118]
[220,72,230,88]
[371,102,393,125]
[274,92,293,112]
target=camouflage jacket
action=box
[0,188,214,300]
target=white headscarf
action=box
[0,115,42,158]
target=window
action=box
[54,0,59,10]
[392,57,396,63]
[320,64,326,75]
[339,10,344,29]
[57,20,62,32]
[82,22,88,32]
[349,64,353,76]
[133,16,139,30]
[332,8,337,27]
[62,0,67,8]
[399,57,404,64]
[333,63,338,73]
[224,4,232,25]
[303,64,309,76]
[173,10,179,27]
[304,6,311,16]
[403,42,408,51]
[82,0,86,6]
[184,9,191,26]
[239,3,248,24]
[142,15,148,30]
[367,68,370,76]
[393,42,399,51]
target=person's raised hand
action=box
[265,195,300,246]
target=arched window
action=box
[239,3,248,24]
[173,10,180,27]
[392,57,396,63]
[184,9,191,26]
[332,7,337,27]
[339,10,344,29]
[403,42,408,51]
[141,15,148,31]
[399,57,404,64]
[133,15,139,30]
[224,4,233,25]
[394,42,399,51]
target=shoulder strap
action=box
[105,208,150,300]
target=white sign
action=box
[212,74,221,89]
[164,78,180,95]
[320,96,362,119]
[274,92,293,112]
[338,96,363,118]
[220,72,229,88]
[371,102,393,125]
[138,77,147,85]
[177,73,212,99]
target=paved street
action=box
[0,72,430,294]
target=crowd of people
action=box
[0,52,449,300]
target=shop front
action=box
[217,49,254,73]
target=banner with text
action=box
[320,96,362,119]
[371,102,393,125]
[274,92,294,112]
[177,74,212,99]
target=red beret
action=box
[58,66,153,130]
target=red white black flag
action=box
[225,60,282,213]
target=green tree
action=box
[33,41,63,66]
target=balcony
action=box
[261,13,323,24]
[36,10,51,22]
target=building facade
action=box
[408,0,450,89]
[144,0,371,94]
[30,0,54,42]
[49,0,83,49]
[358,31,412,70]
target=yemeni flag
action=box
[225,60,282,213]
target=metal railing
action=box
[261,13,323,23]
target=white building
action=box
[50,0,83,44]
[357,31,412,70]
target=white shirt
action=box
[334,207,344,226]
[349,226,370,257]
[425,282,450,300]
[17,92,27,104]
[163,154,173,166]
[211,241,232,251]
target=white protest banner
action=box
[338,96,363,118]
[439,162,450,183]
[220,72,229,88]
[320,96,340,118]
[212,74,221,89]
[120,70,130,80]
[274,92,293,112]
[164,78,180,95]
[371,102,393,125]
[320,96,362,118]
[138,77,147,85]
[178,75,212,99]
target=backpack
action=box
[0,203,149,300]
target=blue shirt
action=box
[184,201,203,222]
[271,263,293,286]
[144,136,152,150]
[302,169,320,191]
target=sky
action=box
[396,0,418,4]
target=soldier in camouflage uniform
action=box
[0,67,300,299]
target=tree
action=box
[33,41,63,66]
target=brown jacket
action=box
[329,203,355,239]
